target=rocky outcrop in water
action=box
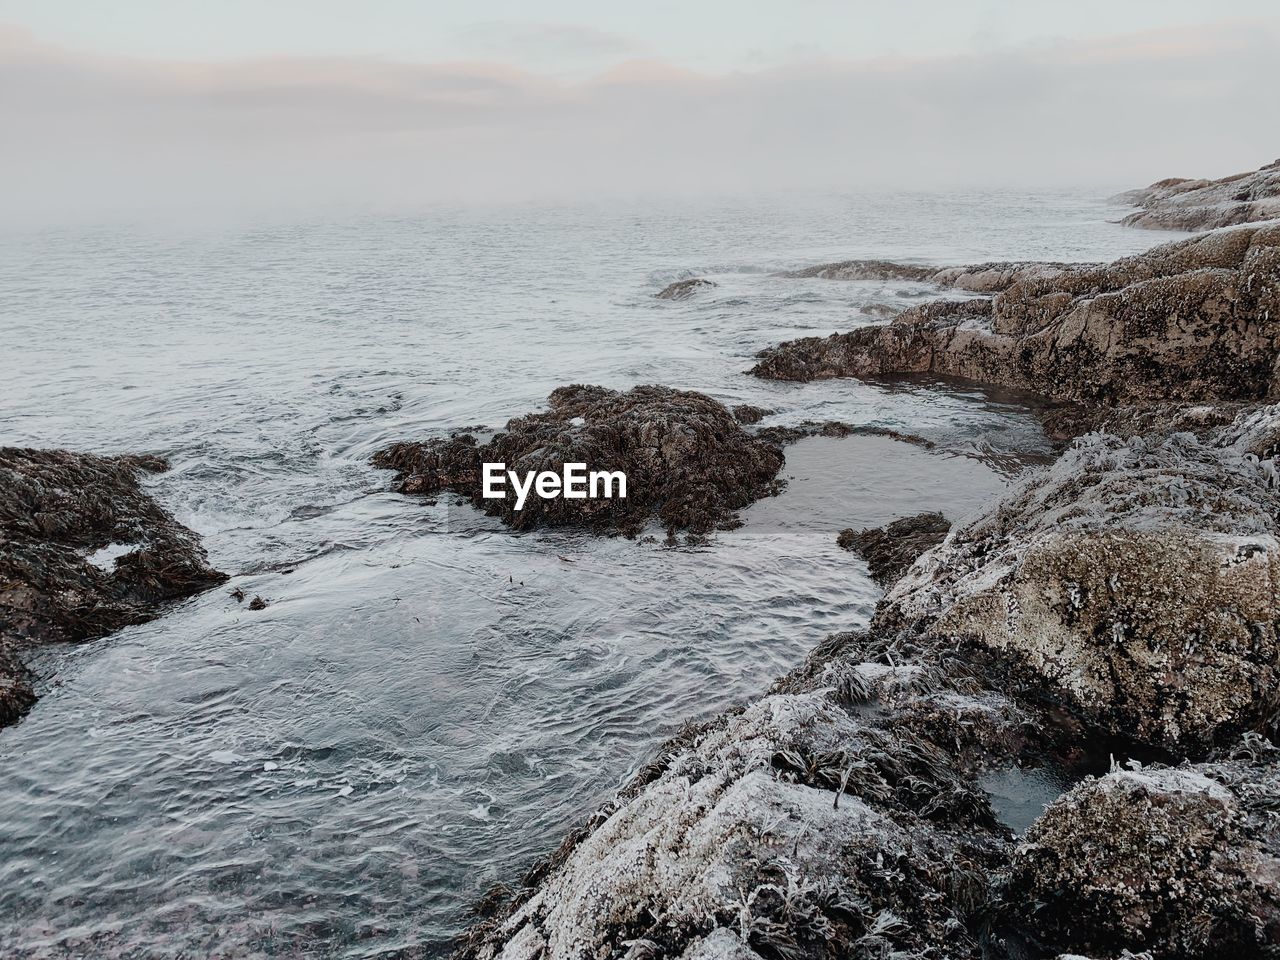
[751,224,1280,406]
[0,448,227,729]
[374,385,786,538]
[838,512,951,586]
[656,278,717,300]
[456,404,1280,959]
[1117,159,1280,232]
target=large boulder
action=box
[751,224,1280,405]
[374,385,786,538]
[1117,159,1280,232]
[879,408,1280,754]
[0,448,227,728]
[1002,759,1280,957]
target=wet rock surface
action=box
[1117,159,1280,232]
[457,405,1280,960]
[374,385,787,538]
[0,447,227,729]
[656,278,718,300]
[751,223,1280,405]
[838,511,951,586]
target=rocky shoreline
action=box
[5,168,1280,958]
[1114,159,1280,232]
[0,448,226,729]
[453,184,1280,958]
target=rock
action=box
[858,303,899,319]
[838,512,951,586]
[776,259,939,282]
[0,447,227,729]
[373,385,786,538]
[1117,159,1280,232]
[754,420,935,449]
[1001,761,1280,957]
[751,223,1280,406]
[879,408,1280,754]
[655,278,717,300]
[730,404,771,425]
[459,691,1009,960]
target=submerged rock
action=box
[655,278,717,300]
[838,511,951,586]
[751,223,1280,405]
[374,385,786,538]
[1117,159,1280,232]
[0,447,227,728]
[1000,760,1280,957]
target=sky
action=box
[2,1,1278,221]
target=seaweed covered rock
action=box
[374,385,786,538]
[0,448,227,728]
[879,409,1280,754]
[1001,761,1280,958]
[838,512,951,587]
[1117,159,1280,232]
[460,692,1010,960]
[656,278,718,300]
[751,223,1280,405]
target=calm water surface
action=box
[0,192,1175,956]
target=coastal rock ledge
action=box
[457,405,1280,960]
[0,448,227,728]
[1115,158,1280,232]
[751,223,1280,406]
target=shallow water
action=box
[0,191,1175,956]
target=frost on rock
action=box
[879,409,1280,753]
[462,693,1008,960]
[1001,761,1280,958]
[751,223,1280,405]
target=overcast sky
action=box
[2,1,1278,223]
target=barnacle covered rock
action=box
[1002,760,1280,957]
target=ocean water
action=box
[0,191,1174,957]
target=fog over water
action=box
[0,191,1176,955]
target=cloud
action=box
[2,19,1278,224]
[454,21,642,66]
